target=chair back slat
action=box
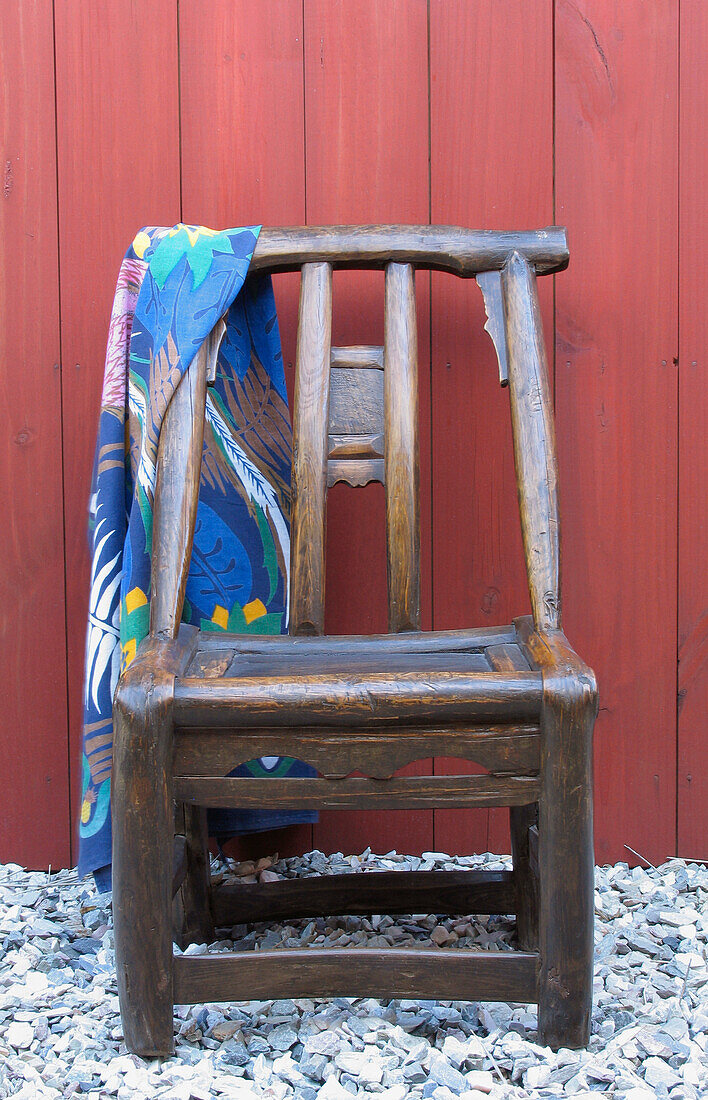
[502,251,560,630]
[290,262,333,635]
[384,262,421,632]
[327,346,385,488]
[150,320,225,638]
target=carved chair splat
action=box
[111,225,597,1058]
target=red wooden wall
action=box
[1,1,704,871]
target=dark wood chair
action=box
[112,226,598,1058]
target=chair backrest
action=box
[150,226,569,643]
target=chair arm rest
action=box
[514,616,597,699]
[118,624,200,685]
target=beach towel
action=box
[79,223,315,886]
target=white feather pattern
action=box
[85,516,122,709]
[128,377,156,497]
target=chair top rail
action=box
[250,225,568,277]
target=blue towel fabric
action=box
[79,224,315,885]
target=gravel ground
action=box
[0,850,706,1099]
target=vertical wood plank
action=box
[430,0,554,857]
[179,0,306,398]
[0,0,70,868]
[678,0,708,859]
[555,0,678,864]
[305,0,433,856]
[179,0,311,859]
[55,0,181,865]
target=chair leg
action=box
[112,669,175,1058]
[537,674,596,1050]
[510,803,538,950]
[175,804,215,947]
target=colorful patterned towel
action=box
[79,224,315,885]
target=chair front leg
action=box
[537,669,597,1049]
[112,667,176,1058]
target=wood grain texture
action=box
[385,263,421,632]
[175,775,541,811]
[54,0,181,865]
[477,271,509,385]
[175,947,539,1005]
[331,346,384,370]
[112,667,175,1057]
[488,636,538,944]
[211,869,516,925]
[251,226,568,276]
[195,622,517,654]
[503,252,560,632]
[173,804,214,947]
[555,0,678,864]
[174,725,541,780]
[290,263,333,635]
[525,625,597,1048]
[0,0,70,868]
[328,371,383,437]
[678,0,708,860]
[327,353,384,487]
[227,647,494,678]
[177,0,313,861]
[174,670,542,728]
[430,0,554,857]
[304,0,432,854]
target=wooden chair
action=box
[112,226,598,1058]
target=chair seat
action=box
[183,624,533,679]
[170,621,544,815]
[172,623,543,733]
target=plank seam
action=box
[177,0,183,222]
[52,0,73,866]
[675,0,681,859]
[302,0,308,222]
